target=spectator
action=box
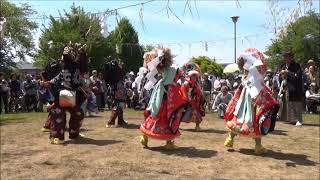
[213,76,221,91]
[280,52,304,126]
[212,85,233,118]
[23,74,38,112]
[90,70,98,84]
[305,83,319,114]
[307,65,319,90]
[98,72,106,110]
[8,73,21,112]
[302,64,309,93]
[209,74,216,90]
[0,72,9,114]
[202,73,212,111]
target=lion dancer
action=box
[106,79,131,128]
[139,48,188,150]
[180,63,206,131]
[41,43,88,144]
[224,48,279,155]
[104,60,132,128]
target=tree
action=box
[36,4,114,71]
[265,11,320,69]
[0,0,38,74]
[108,18,143,72]
[189,56,223,76]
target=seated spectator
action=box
[212,85,233,118]
[305,83,320,114]
[307,65,319,90]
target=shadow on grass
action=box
[65,137,122,146]
[181,128,228,134]
[238,148,318,166]
[123,123,141,129]
[147,146,217,158]
[270,129,288,136]
[299,123,320,127]
[85,115,102,118]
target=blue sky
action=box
[11,0,320,65]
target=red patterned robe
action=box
[180,80,205,123]
[224,84,279,137]
[140,73,187,140]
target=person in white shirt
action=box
[305,83,320,113]
[212,85,233,118]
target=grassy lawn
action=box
[0,109,319,179]
[1,109,318,123]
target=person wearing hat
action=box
[305,83,320,114]
[280,51,304,126]
[180,67,206,131]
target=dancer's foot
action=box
[195,125,201,132]
[254,144,267,155]
[139,135,148,147]
[106,124,114,128]
[295,121,302,126]
[49,138,64,145]
[224,137,234,148]
[41,127,50,132]
[164,140,178,150]
[118,120,128,127]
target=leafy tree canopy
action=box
[108,18,143,72]
[36,4,114,71]
[0,0,38,74]
[265,11,320,70]
[189,56,223,76]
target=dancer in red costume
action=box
[139,48,188,149]
[180,63,205,131]
[224,48,279,155]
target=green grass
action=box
[303,113,320,123]
[0,112,47,122]
[0,110,318,124]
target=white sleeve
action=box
[305,90,310,98]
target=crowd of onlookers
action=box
[0,59,319,116]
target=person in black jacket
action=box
[279,52,304,126]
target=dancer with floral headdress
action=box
[139,48,188,150]
[224,48,279,155]
[180,63,206,131]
